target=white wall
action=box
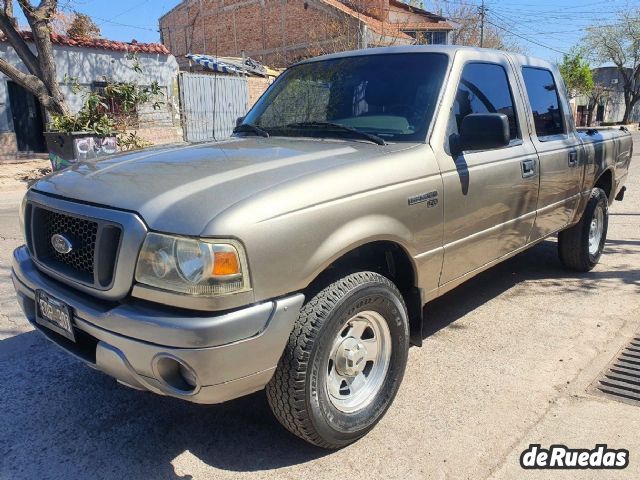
[0,41,180,133]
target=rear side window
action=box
[522,67,565,138]
[452,62,519,141]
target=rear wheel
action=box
[266,271,409,449]
[558,188,609,272]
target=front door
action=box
[434,53,540,286]
[7,81,46,153]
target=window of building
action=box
[451,62,519,141]
[425,31,448,45]
[403,30,448,45]
[521,67,565,138]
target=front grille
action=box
[41,209,98,275]
[29,204,122,288]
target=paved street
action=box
[1,135,639,480]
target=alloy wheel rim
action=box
[326,310,392,413]
[588,204,604,256]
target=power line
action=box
[89,15,158,32]
[102,0,152,24]
[484,17,569,55]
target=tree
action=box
[429,0,524,52]
[51,10,73,35]
[66,11,100,38]
[0,0,69,115]
[559,53,593,99]
[2,0,15,26]
[584,8,640,124]
[586,84,612,127]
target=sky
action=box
[12,0,640,64]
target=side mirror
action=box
[236,116,245,127]
[453,113,510,154]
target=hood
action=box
[33,137,410,235]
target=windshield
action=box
[242,53,449,143]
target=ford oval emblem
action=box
[51,234,73,254]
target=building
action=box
[573,66,640,127]
[159,0,453,69]
[0,33,183,159]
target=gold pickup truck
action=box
[12,46,632,448]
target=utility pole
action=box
[479,0,487,48]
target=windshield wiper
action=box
[284,121,387,146]
[233,123,270,138]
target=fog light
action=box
[154,355,198,393]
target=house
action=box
[572,66,640,127]
[159,0,454,69]
[0,33,183,159]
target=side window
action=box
[452,62,519,141]
[522,67,565,138]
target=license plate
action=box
[35,290,75,342]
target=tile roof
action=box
[0,31,170,55]
[388,0,447,22]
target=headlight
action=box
[135,233,250,296]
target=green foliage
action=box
[126,52,143,74]
[559,53,594,98]
[103,80,164,113]
[49,57,165,145]
[117,132,152,151]
[49,89,115,135]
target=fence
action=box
[178,73,249,142]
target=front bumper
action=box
[12,245,304,404]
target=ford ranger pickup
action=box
[12,46,633,448]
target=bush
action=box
[48,55,164,152]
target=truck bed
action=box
[577,127,633,199]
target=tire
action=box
[558,188,609,272]
[266,271,410,449]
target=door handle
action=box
[521,158,537,178]
[568,150,578,167]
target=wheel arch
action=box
[304,238,424,347]
[594,168,614,204]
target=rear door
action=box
[431,51,540,286]
[518,65,584,239]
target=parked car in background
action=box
[12,46,632,449]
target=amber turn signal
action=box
[213,250,241,276]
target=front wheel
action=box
[558,188,609,271]
[266,271,409,449]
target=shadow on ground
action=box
[0,330,329,478]
[1,239,638,479]
[423,238,640,337]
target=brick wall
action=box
[160,0,361,68]
[247,76,273,108]
[131,126,184,146]
[128,84,184,146]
